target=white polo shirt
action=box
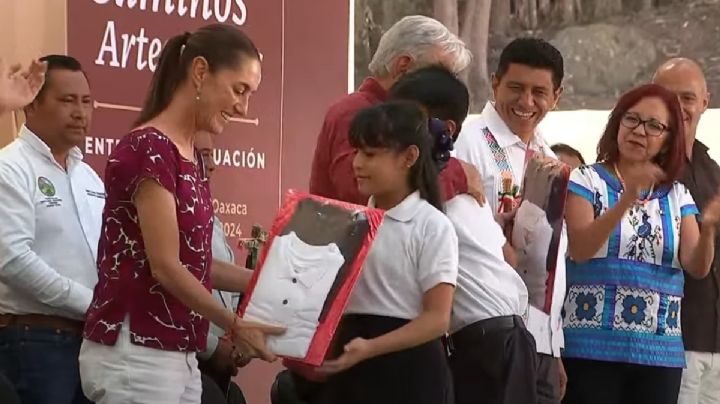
[0,126,104,320]
[454,102,567,357]
[244,231,345,358]
[446,195,528,334]
[345,191,459,319]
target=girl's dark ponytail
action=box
[410,149,443,212]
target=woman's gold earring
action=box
[195,87,201,101]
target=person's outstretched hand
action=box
[0,59,47,114]
[230,317,286,362]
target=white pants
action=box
[678,351,720,404]
[78,320,202,404]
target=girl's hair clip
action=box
[428,117,453,171]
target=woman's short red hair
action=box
[596,83,686,185]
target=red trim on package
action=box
[238,190,384,369]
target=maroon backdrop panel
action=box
[67,0,349,262]
[68,3,349,400]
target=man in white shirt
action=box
[0,55,103,404]
[390,65,537,404]
[454,38,568,404]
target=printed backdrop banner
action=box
[67,0,350,257]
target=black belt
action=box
[450,315,524,350]
[0,313,84,335]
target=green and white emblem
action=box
[37,177,56,197]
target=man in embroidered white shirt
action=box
[0,55,104,404]
[454,38,568,404]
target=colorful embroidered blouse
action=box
[563,163,698,368]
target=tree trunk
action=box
[460,0,477,47]
[538,0,552,23]
[381,0,395,28]
[554,0,576,25]
[613,0,624,13]
[594,0,623,18]
[593,0,606,19]
[640,0,654,11]
[460,0,477,84]
[490,0,511,35]
[516,0,529,29]
[434,0,459,35]
[528,0,538,29]
[467,0,492,111]
[355,0,383,84]
[575,0,583,21]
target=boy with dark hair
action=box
[391,65,536,404]
[389,65,470,138]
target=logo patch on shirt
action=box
[37,177,56,197]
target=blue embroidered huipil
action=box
[563,163,699,368]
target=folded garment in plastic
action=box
[511,156,570,315]
[238,190,384,366]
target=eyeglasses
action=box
[620,113,668,137]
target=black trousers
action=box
[449,315,538,404]
[562,358,682,404]
[318,314,453,404]
[198,360,247,404]
[0,372,20,404]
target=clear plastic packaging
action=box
[511,156,570,314]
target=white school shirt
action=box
[243,231,345,358]
[446,195,528,334]
[345,191,459,319]
[0,126,105,320]
[454,102,567,357]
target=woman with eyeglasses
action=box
[561,84,720,404]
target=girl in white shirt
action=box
[317,101,459,404]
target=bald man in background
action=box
[654,58,720,404]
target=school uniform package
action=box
[511,156,570,314]
[238,190,384,366]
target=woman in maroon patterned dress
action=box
[78,24,283,404]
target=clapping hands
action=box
[621,162,665,198]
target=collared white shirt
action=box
[0,126,104,320]
[244,231,345,358]
[446,195,528,334]
[211,215,237,313]
[454,102,566,357]
[345,191,459,319]
[199,215,240,359]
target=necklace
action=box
[613,163,654,205]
